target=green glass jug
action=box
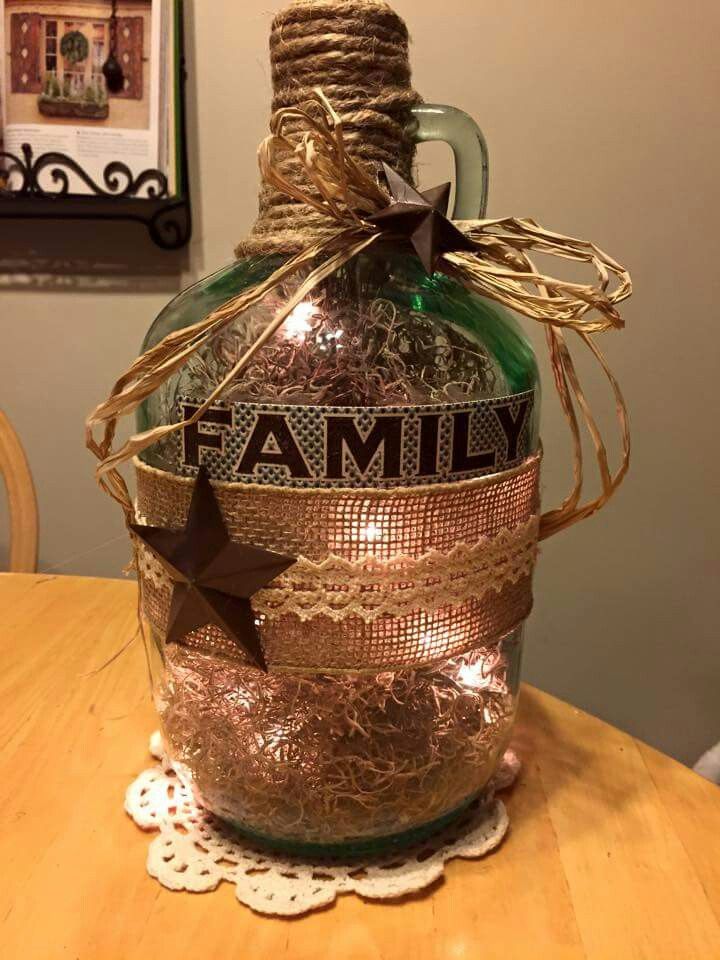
[135,99,540,855]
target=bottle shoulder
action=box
[143,256,283,352]
[143,250,539,400]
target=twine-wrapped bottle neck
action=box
[236,0,422,259]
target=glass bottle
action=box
[136,105,540,856]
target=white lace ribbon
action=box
[136,514,539,624]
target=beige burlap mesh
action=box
[138,517,539,621]
[135,455,540,672]
[141,581,533,673]
[135,456,540,561]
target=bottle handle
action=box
[410,104,489,219]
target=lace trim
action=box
[136,515,539,624]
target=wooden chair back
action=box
[0,410,39,572]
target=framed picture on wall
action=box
[0,0,189,248]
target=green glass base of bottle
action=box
[224,792,480,860]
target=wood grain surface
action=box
[1,574,718,959]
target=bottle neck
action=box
[236,0,421,259]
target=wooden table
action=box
[2,573,719,959]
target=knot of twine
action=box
[236,0,422,258]
[87,89,631,542]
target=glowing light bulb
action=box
[418,631,436,651]
[283,300,319,340]
[458,662,490,689]
[458,655,509,697]
[361,522,382,542]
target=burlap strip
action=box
[134,455,540,672]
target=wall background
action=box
[2,0,719,766]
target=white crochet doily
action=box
[125,733,520,917]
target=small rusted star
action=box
[131,467,295,671]
[368,163,476,275]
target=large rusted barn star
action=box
[131,467,295,671]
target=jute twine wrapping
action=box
[237,0,421,257]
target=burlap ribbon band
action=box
[135,454,540,673]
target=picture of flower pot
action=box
[38,70,109,121]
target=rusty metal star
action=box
[131,467,295,671]
[368,162,476,275]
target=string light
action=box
[457,661,491,689]
[283,300,319,340]
[360,522,383,542]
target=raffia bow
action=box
[86,89,630,540]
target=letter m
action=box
[325,417,403,480]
